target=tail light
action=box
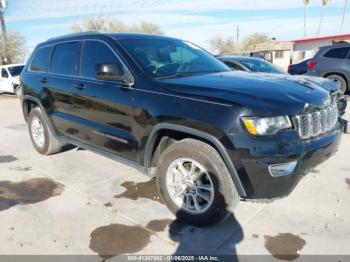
[287,65,291,72]
[308,60,317,70]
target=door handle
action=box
[73,83,86,90]
[38,77,47,83]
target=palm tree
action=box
[340,0,348,33]
[303,0,311,38]
[317,0,328,36]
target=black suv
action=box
[20,33,346,226]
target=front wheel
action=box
[156,138,239,226]
[28,107,63,155]
[14,85,22,97]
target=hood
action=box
[161,71,333,116]
[257,73,340,92]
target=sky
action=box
[2,0,350,52]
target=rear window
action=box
[30,47,51,72]
[51,42,80,76]
[323,47,350,59]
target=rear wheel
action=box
[28,107,63,155]
[326,74,347,93]
[156,138,239,226]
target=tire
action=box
[326,74,347,93]
[28,107,63,155]
[156,138,239,226]
[14,85,22,97]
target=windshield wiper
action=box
[156,71,222,80]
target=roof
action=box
[0,64,25,68]
[291,33,350,44]
[218,55,260,61]
[45,32,175,43]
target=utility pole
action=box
[236,24,240,44]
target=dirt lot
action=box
[0,94,349,260]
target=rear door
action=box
[70,40,137,161]
[46,41,82,137]
[0,68,13,93]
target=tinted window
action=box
[8,65,24,76]
[323,47,350,59]
[30,47,51,72]
[1,68,9,78]
[119,39,229,78]
[81,41,122,78]
[51,42,80,75]
[224,61,244,71]
[239,59,286,74]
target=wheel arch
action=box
[144,123,247,197]
[22,95,57,135]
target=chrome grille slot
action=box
[294,103,338,140]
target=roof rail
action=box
[46,31,101,42]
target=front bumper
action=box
[230,120,344,199]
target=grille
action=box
[294,103,338,140]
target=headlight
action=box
[241,116,292,136]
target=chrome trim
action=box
[294,103,338,140]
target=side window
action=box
[51,42,80,75]
[323,47,350,59]
[225,62,242,71]
[1,68,9,78]
[81,41,122,79]
[30,47,51,72]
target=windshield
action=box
[8,65,24,76]
[119,38,230,78]
[239,59,286,74]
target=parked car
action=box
[218,56,286,74]
[0,64,25,96]
[307,44,350,93]
[20,33,346,226]
[219,56,347,114]
[288,59,311,75]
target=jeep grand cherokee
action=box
[20,33,347,226]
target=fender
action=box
[144,123,247,197]
[21,95,58,136]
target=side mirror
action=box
[95,63,125,81]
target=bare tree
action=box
[70,17,163,35]
[303,0,311,37]
[240,33,269,51]
[317,0,328,36]
[0,31,26,65]
[210,36,238,54]
[340,0,348,33]
[210,33,269,54]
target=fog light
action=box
[268,161,298,177]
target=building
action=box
[255,40,294,70]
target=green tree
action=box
[317,0,328,36]
[0,32,26,65]
[70,17,163,35]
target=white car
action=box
[0,64,25,96]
